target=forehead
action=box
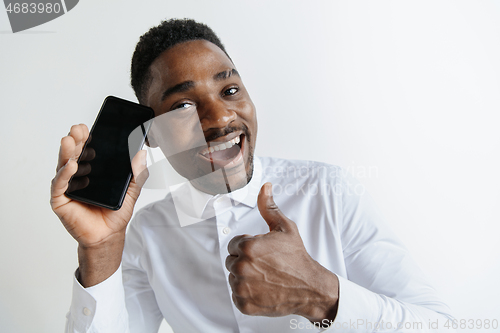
[146,40,233,99]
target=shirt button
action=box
[216,197,224,204]
[222,227,231,234]
[82,307,92,316]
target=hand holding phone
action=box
[51,129,148,244]
[65,96,154,210]
[50,97,153,285]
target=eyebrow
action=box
[161,81,195,101]
[161,68,240,102]
[214,68,240,81]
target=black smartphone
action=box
[65,96,155,210]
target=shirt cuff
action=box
[68,265,128,333]
[323,275,381,332]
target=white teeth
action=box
[201,135,241,155]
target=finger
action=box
[51,159,78,208]
[68,124,89,159]
[80,123,89,140]
[80,147,96,162]
[131,150,148,187]
[66,176,90,192]
[126,150,149,202]
[257,182,290,232]
[227,234,253,256]
[226,257,258,279]
[56,124,89,171]
[73,162,91,177]
[228,273,250,298]
[70,124,88,146]
[57,135,76,172]
[228,272,236,288]
[225,254,237,272]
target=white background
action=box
[1,1,499,332]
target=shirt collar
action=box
[169,156,262,227]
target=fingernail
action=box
[265,182,273,196]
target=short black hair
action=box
[131,18,229,104]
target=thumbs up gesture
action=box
[225,183,339,323]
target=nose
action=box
[198,97,236,131]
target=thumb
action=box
[128,150,149,199]
[257,182,291,232]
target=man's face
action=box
[144,40,257,195]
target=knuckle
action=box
[232,280,246,296]
[60,135,69,146]
[61,134,74,147]
[267,201,279,211]
[224,256,232,271]
[238,301,253,315]
[289,221,299,233]
[238,238,256,255]
[139,168,149,179]
[228,236,241,252]
[234,296,247,310]
[231,260,248,276]
[133,168,149,187]
[50,177,58,190]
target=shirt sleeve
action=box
[324,170,456,332]
[65,266,130,333]
[64,217,164,333]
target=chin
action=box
[190,158,251,195]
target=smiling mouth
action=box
[198,134,244,168]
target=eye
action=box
[223,87,238,96]
[171,102,194,111]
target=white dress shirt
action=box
[65,156,454,333]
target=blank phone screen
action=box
[66,96,154,210]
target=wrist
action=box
[77,231,126,287]
[296,263,339,325]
